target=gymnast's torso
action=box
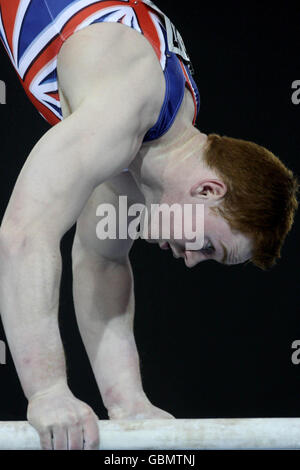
[57,19,197,185]
[0,0,200,147]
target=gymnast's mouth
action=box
[159,242,180,257]
[159,241,170,250]
[160,242,184,258]
[159,242,195,267]
[159,242,197,268]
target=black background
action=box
[0,1,299,422]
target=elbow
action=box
[0,221,59,259]
[0,224,29,258]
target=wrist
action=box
[103,387,150,418]
[27,379,69,401]
[107,396,152,420]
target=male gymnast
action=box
[0,0,298,450]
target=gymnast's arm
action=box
[72,175,175,420]
[0,66,159,449]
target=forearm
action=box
[72,248,146,412]
[0,234,67,400]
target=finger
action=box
[39,430,53,450]
[82,414,100,450]
[67,424,85,450]
[52,426,68,450]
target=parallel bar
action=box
[0,418,300,450]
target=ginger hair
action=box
[203,134,299,270]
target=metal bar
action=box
[0,418,300,450]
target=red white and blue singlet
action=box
[0,0,200,142]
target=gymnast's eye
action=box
[200,242,215,256]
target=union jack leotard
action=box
[0,0,200,142]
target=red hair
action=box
[203,134,299,270]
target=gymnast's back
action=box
[0,0,199,145]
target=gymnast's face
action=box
[146,205,253,268]
[140,133,253,267]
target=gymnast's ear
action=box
[190,179,227,201]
